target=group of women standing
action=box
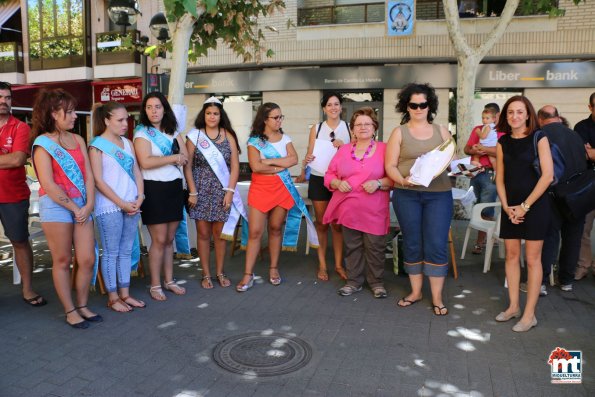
[31,83,551,333]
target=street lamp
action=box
[107,0,141,34]
[107,3,171,97]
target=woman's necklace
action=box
[206,128,221,142]
[351,140,375,167]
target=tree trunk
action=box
[456,55,481,150]
[442,0,520,152]
[167,13,198,106]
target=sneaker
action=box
[574,267,589,281]
[372,287,388,299]
[174,253,193,260]
[560,284,573,292]
[540,284,548,296]
[337,285,362,296]
[519,282,528,293]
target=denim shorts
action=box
[39,195,93,223]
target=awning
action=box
[11,80,94,111]
[0,0,20,30]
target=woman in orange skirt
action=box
[236,103,299,291]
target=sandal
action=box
[269,267,282,286]
[149,285,167,301]
[216,273,231,288]
[335,266,347,281]
[201,276,214,289]
[432,305,449,316]
[471,244,484,255]
[317,267,329,281]
[236,273,255,292]
[107,298,132,313]
[120,295,146,308]
[23,295,48,307]
[397,296,422,307]
[164,280,186,295]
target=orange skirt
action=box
[248,173,295,212]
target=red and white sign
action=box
[93,80,142,103]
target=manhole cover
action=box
[213,332,312,376]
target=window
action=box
[27,0,90,70]
[298,1,384,26]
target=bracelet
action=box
[377,179,382,189]
[222,187,235,193]
[520,201,531,212]
[188,192,199,196]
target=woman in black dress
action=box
[495,96,554,332]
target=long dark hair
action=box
[194,102,241,153]
[396,83,438,125]
[139,91,177,135]
[92,101,127,136]
[250,102,283,141]
[32,88,77,137]
[321,91,343,108]
[496,95,538,136]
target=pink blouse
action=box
[323,142,390,236]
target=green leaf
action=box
[204,0,219,14]
[182,0,199,18]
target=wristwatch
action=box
[377,179,382,189]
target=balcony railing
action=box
[0,42,24,74]
[417,0,555,20]
[96,30,140,65]
[298,2,385,26]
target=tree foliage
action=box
[162,0,287,63]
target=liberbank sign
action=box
[183,62,595,94]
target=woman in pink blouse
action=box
[323,107,393,298]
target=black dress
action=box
[499,132,551,240]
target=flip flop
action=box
[432,305,449,316]
[23,295,48,307]
[397,297,421,307]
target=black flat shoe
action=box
[76,306,103,323]
[65,308,90,329]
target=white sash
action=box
[188,128,247,239]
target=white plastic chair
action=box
[460,202,501,273]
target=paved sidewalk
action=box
[0,220,593,397]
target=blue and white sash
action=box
[189,129,248,241]
[247,137,319,251]
[89,136,135,182]
[135,125,172,156]
[33,135,100,286]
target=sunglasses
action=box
[408,102,429,110]
[329,130,335,142]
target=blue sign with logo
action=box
[387,0,414,36]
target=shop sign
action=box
[94,81,142,103]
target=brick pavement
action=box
[0,220,593,397]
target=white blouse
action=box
[133,127,183,182]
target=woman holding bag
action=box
[184,97,245,289]
[494,96,553,332]
[133,92,188,301]
[297,92,351,281]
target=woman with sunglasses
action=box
[133,92,188,301]
[297,92,351,281]
[236,103,317,292]
[323,107,392,298]
[184,97,244,289]
[385,83,453,316]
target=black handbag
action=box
[553,169,595,221]
[171,138,190,212]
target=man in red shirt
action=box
[0,81,46,306]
